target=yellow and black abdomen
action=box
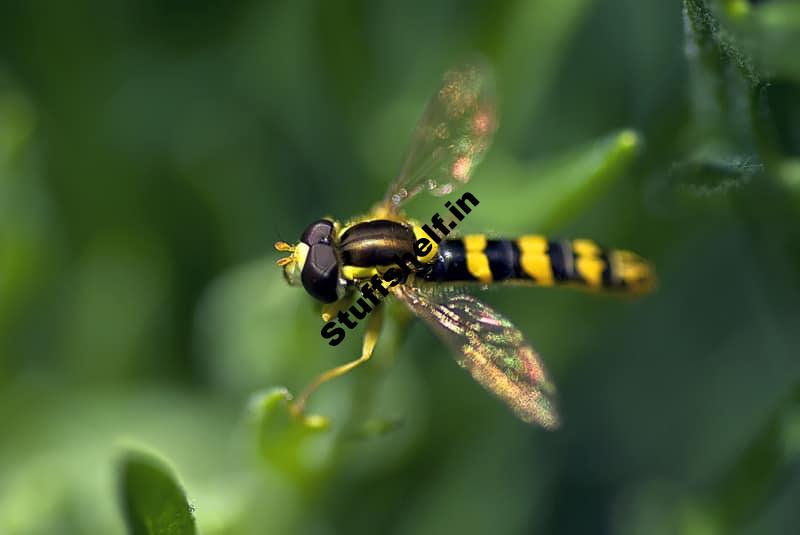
[420,234,655,295]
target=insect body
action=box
[276,63,655,428]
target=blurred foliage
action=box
[1,0,799,533]
[118,449,196,535]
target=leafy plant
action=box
[0,0,798,533]
[118,450,197,535]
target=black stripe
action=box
[600,249,615,288]
[484,240,517,281]
[548,240,573,282]
[509,241,528,279]
[421,240,476,282]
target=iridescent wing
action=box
[394,285,559,428]
[382,62,498,213]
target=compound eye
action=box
[301,220,335,247]
[301,243,341,303]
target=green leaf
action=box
[466,129,641,234]
[247,387,335,479]
[683,0,773,161]
[684,0,762,88]
[670,156,763,202]
[118,450,197,535]
[681,0,800,204]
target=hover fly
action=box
[275,63,655,429]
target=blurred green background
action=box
[2,0,800,533]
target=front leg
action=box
[321,294,352,322]
[289,305,384,422]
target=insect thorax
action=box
[337,218,439,282]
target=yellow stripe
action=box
[411,225,439,262]
[341,265,379,280]
[573,239,600,257]
[463,234,493,283]
[611,250,656,294]
[518,235,553,285]
[573,239,604,288]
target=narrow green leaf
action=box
[684,0,761,87]
[468,129,641,234]
[118,450,197,535]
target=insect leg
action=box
[290,305,384,418]
[320,294,352,322]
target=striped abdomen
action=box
[420,235,655,295]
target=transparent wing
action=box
[394,286,559,428]
[382,62,498,213]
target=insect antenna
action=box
[274,240,296,266]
